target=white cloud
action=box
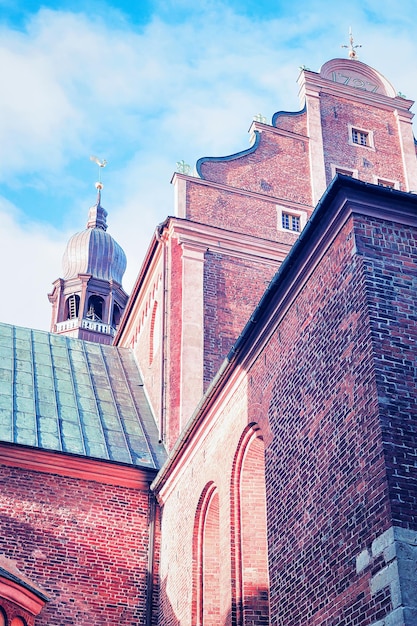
[0,197,67,330]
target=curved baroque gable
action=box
[320,58,397,97]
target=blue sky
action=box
[1,0,417,329]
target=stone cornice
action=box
[248,119,309,143]
[0,576,48,616]
[168,217,295,264]
[0,442,156,489]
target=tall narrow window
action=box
[86,295,104,321]
[112,303,121,328]
[231,426,270,625]
[149,301,160,365]
[193,483,221,626]
[65,294,80,320]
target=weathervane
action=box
[90,155,107,190]
[341,27,362,60]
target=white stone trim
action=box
[373,176,400,190]
[330,163,359,180]
[394,108,417,193]
[276,205,307,234]
[179,243,205,429]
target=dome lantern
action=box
[48,167,128,345]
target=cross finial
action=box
[341,27,362,60]
[253,113,267,124]
[176,160,191,175]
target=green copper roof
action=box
[0,323,166,470]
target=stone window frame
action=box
[374,176,400,190]
[276,206,307,234]
[348,124,375,150]
[331,164,359,180]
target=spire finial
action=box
[341,27,362,60]
[87,156,108,230]
[90,155,107,205]
[90,155,107,189]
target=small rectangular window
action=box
[335,167,354,177]
[282,213,300,232]
[377,178,395,188]
[351,128,369,146]
[277,206,306,234]
[331,164,359,180]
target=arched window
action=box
[86,295,104,322]
[112,303,122,328]
[11,618,27,626]
[65,294,80,320]
[231,426,269,625]
[0,607,6,626]
[192,483,221,626]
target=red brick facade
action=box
[0,457,158,625]
[3,56,417,625]
[154,180,417,625]
[355,214,417,529]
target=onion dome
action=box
[62,189,127,285]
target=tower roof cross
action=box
[341,27,362,59]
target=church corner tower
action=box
[48,182,128,345]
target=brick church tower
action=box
[1,51,417,626]
[115,55,417,450]
[48,184,128,344]
[147,56,417,626]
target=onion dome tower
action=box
[48,178,128,345]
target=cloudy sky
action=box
[1,0,417,330]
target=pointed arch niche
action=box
[231,425,269,626]
[192,483,221,626]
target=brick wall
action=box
[157,383,255,625]
[354,216,417,529]
[321,94,405,187]
[155,192,417,625]
[185,182,294,240]
[0,464,157,625]
[273,109,307,135]
[252,216,395,624]
[203,251,276,386]
[199,131,311,207]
